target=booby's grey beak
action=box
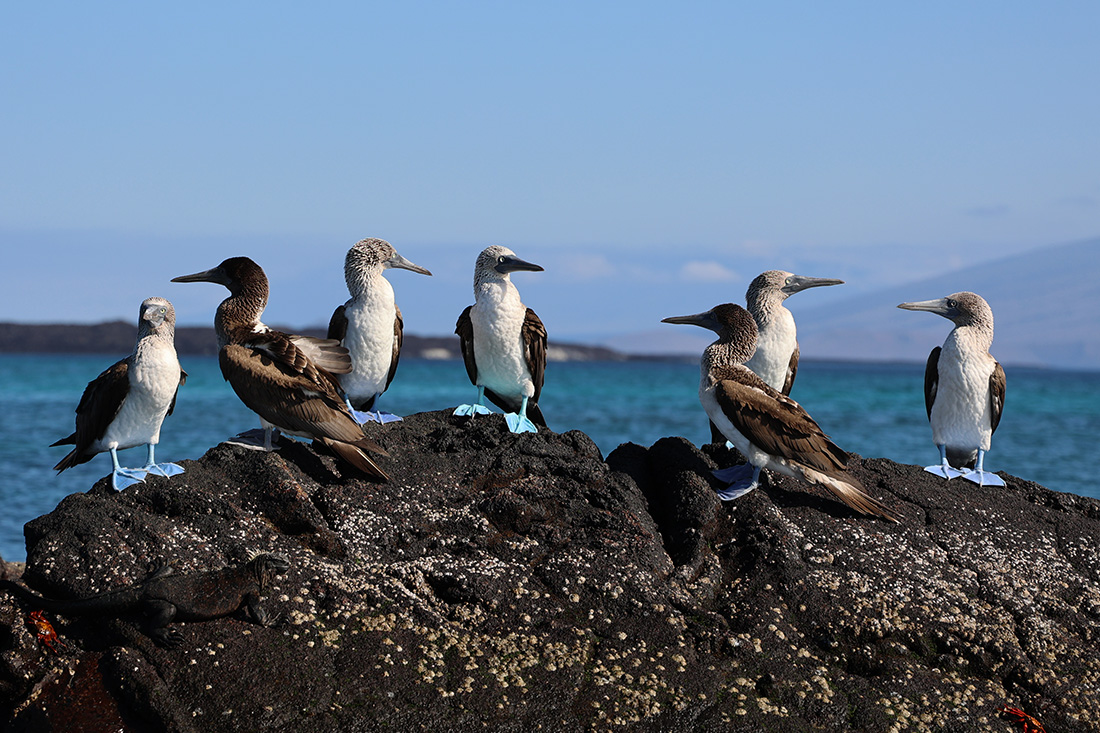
[387,253,433,277]
[494,255,543,275]
[782,275,844,295]
[897,297,957,319]
[661,309,720,333]
[171,266,230,286]
[143,303,169,327]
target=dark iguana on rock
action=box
[1,553,289,647]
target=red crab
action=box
[1000,705,1046,733]
[26,610,68,655]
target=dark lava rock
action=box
[2,410,1097,731]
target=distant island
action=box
[0,321,686,363]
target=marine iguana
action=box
[1,553,289,647]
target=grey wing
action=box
[327,304,348,343]
[288,335,352,375]
[455,306,478,386]
[924,347,941,421]
[67,359,131,448]
[522,308,547,403]
[989,361,1006,434]
[782,345,799,396]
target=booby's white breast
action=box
[470,281,534,401]
[930,332,996,453]
[745,307,796,392]
[97,341,180,451]
[340,278,397,402]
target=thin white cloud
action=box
[679,260,739,282]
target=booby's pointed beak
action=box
[495,255,544,275]
[171,266,229,286]
[386,253,433,276]
[897,297,956,319]
[783,275,844,295]
[661,309,720,333]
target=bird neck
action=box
[702,336,752,374]
[746,291,789,327]
[947,322,994,354]
[214,285,268,347]
[345,267,387,300]
[475,277,520,308]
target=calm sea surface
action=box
[2,354,1098,562]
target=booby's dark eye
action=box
[498,256,507,264]
[946,298,957,308]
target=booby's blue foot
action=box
[107,447,146,490]
[960,449,1005,486]
[923,464,965,479]
[371,411,404,424]
[226,428,280,451]
[351,410,377,424]
[111,468,147,491]
[454,403,492,417]
[140,445,183,478]
[505,413,538,434]
[924,444,964,479]
[961,469,1005,487]
[712,463,754,483]
[455,387,492,418]
[146,463,185,478]
[713,464,761,501]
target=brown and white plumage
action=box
[172,257,388,480]
[898,291,1005,486]
[663,303,897,522]
[327,238,432,418]
[454,246,547,432]
[52,297,187,489]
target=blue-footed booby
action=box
[745,270,844,395]
[327,238,432,424]
[454,245,547,433]
[897,291,1006,487]
[662,303,897,522]
[171,257,389,481]
[52,297,187,490]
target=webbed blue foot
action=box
[960,449,1005,486]
[925,444,964,479]
[713,464,761,501]
[505,412,538,434]
[354,410,403,424]
[111,468,147,491]
[961,469,1005,487]
[226,428,280,451]
[146,463,185,478]
[454,403,492,417]
[923,464,965,479]
[712,463,754,483]
[455,387,492,418]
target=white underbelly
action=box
[472,309,533,402]
[340,301,396,401]
[97,360,178,451]
[745,325,795,392]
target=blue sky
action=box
[2,2,1098,343]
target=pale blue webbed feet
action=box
[109,448,147,491]
[454,386,493,418]
[711,463,754,483]
[504,396,539,434]
[713,464,761,501]
[961,449,1006,487]
[356,411,403,424]
[141,445,184,479]
[923,444,965,480]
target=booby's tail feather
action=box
[318,437,389,482]
[53,445,94,472]
[801,467,898,523]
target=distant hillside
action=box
[795,238,1100,370]
[0,323,632,363]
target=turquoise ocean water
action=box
[2,353,1098,562]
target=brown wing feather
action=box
[327,304,348,342]
[782,345,799,396]
[924,347,940,421]
[455,306,478,386]
[219,344,367,447]
[51,358,131,470]
[522,308,547,404]
[166,368,188,417]
[713,373,850,476]
[989,361,1006,434]
[384,305,403,394]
